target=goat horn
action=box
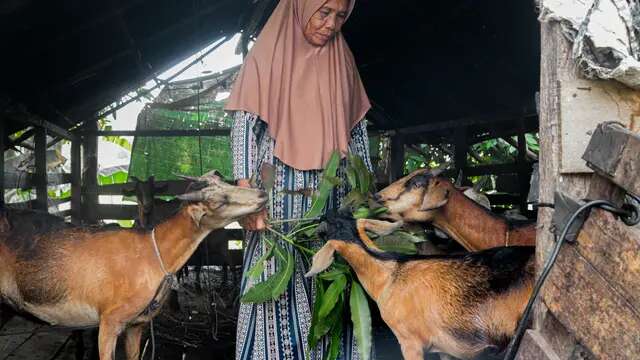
[176,191,206,202]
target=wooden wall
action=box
[516,17,640,360]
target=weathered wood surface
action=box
[543,243,640,359]
[516,330,561,360]
[560,79,639,174]
[574,209,640,309]
[583,122,640,197]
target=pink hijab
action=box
[225,0,371,170]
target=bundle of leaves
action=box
[239,152,429,360]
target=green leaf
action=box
[304,151,341,219]
[350,282,372,360]
[319,268,349,281]
[375,235,418,254]
[318,275,347,318]
[241,251,295,303]
[346,166,357,189]
[324,320,343,360]
[246,244,275,279]
[349,155,371,194]
[309,280,326,349]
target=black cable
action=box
[504,199,639,359]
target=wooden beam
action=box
[82,121,99,224]
[517,120,532,212]
[71,139,82,224]
[99,180,190,196]
[96,204,138,220]
[454,129,467,180]
[18,116,76,141]
[34,128,48,211]
[4,128,35,151]
[85,129,230,137]
[464,163,520,177]
[389,134,405,182]
[3,172,73,189]
[391,113,537,137]
[582,122,640,197]
[91,34,232,122]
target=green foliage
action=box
[241,250,294,303]
[349,282,372,360]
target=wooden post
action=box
[454,129,467,182]
[389,134,405,182]
[517,120,531,214]
[34,127,48,211]
[71,138,82,224]
[82,121,98,224]
[0,120,4,208]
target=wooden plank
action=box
[86,129,230,137]
[17,115,75,141]
[515,330,561,360]
[464,163,520,176]
[453,129,467,181]
[392,112,537,137]
[582,122,640,197]
[34,128,48,211]
[560,78,638,174]
[389,134,405,181]
[543,244,640,359]
[3,172,72,189]
[573,209,640,310]
[99,179,190,196]
[83,121,99,224]
[4,128,35,151]
[71,139,82,224]
[96,204,138,220]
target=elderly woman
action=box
[226,0,372,359]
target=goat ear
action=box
[187,205,207,227]
[305,242,336,277]
[420,186,450,212]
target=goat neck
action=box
[433,188,510,251]
[329,240,395,301]
[150,206,211,274]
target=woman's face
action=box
[303,0,350,47]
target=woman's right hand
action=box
[237,179,268,231]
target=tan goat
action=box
[375,169,536,251]
[0,171,266,360]
[306,213,534,360]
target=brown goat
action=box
[375,169,536,251]
[0,172,267,360]
[123,176,243,285]
[306,213,534,359]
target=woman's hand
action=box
[237,179,268,231]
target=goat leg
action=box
[98,317,125,360]
[124,323,146,360]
